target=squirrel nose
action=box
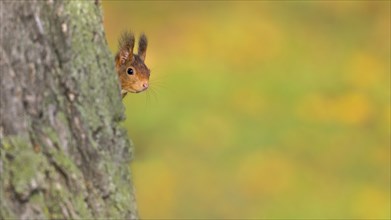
[142,82,149,89]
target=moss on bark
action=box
[0,0,138,219]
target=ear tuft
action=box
[138,33,148,61]
[116,31,135,66]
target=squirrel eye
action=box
[127,68,134,75]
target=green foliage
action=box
[103,1,390,219]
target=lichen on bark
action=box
[0,0,138,219]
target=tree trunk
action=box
[0,0,138,219]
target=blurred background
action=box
[102,1,390,219]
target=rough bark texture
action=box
[0,0,138,219]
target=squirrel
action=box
[115,31,150,98]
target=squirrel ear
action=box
[138,33,148,61]
[117,31,135,66]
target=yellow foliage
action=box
[132,160,177,218]
[345,52,385,89]
[235,151,296,198]
[316,1,369,17]
[351,185,391,219]
[336,92,373,125]
[297,92,373,125]
[230,89,266,118]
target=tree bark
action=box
[0,0,138,219]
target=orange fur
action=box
[115,31,150,98]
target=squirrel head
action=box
[115,31,150,96]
